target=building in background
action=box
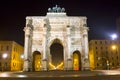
[89,40,120,70]
[0,41,24,71]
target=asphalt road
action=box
[0,70,120,80]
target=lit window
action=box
[13,54,15,60]
[117,56,119,59]
[95,41,97,44]
[97,63,99,66]
[13,63,14,67]
[14,48,15,52]
[112,63,114,66]
[106,51,108,55]
[96,51,98,54]
[5,62,7,66]
[105,41,107,44]
[106,47,107,49]
[96,47,97,49]
[112,57,113,60]
[1,46,3,51]
[0,54,1,59]
[117,62,119,65]
[6,46,9,50]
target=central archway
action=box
[50,39,64,70]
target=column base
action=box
[82,67,91,71]
[82,58,90,71]
[23,68,31,72]
[66,58,73,70]
[42,59,48,71]
[23,59,32,72]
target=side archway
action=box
[73,51,81,70]
[32,51,41,71]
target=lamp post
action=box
[2,53,8,71]
[111,45,119,69]
[20,54,24,71]
[111,33,119,69]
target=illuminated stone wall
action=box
[23,11,90,71]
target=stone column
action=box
[67,26,72,70]
[83,32,90,70]
[23,27,32,71]
[42,26,48,71]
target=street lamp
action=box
[20,54,24,71]
[112,45,117,50]
[21,54,24,59]
[111,45,119,69]
[2,53,8,71]
[111,34,117,40]
[2,53,8,59]
[111,45,118,55]
[111,33,119,69]
[111,34,119,69]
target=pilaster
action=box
[23,27,33,71]
[82,33,90,70]
[41,26,48,71]
[66,26,72,70]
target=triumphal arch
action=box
[23,5,90,71]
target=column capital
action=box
[24,59,30,62]
[25,34,31,37]
[67,58,72,61]
[42,58,47,61]
[83,26,89,31]
[67,34,71,37]
[83,34,88,37]
[24,26,33,32]
[82,58,90,71]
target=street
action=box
[0,70,120,80]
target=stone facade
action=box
[89,40,120,70]
[23,8,90,71]
[0,41,24,71]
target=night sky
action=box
[0,0,120,45]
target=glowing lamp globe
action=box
[2,53,8,59]
[111,34,117,40]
